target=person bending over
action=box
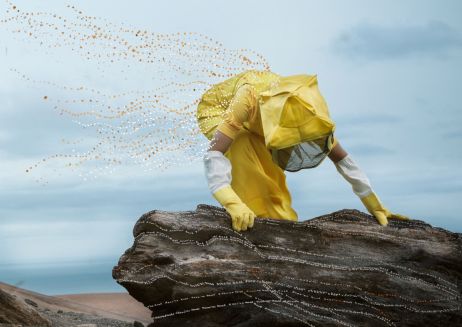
[196,69,409,231]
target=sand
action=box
[0,282,152,326]
[55,293,152,323]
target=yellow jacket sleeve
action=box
[217,84,257,140]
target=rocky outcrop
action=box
[112,204,462,326]
[0,282,151,327]
[0,287,51,326]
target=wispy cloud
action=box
[331,20,462,60]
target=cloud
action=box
[441,129,462,140]
[0,162,210,220]
[336,113,402,125]
[331,20,462,60]
[0,88,90,158]
[345,143,394,156]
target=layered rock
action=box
[112,204,462,326]
[0,287,51,326]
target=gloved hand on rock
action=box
[213,185,256,232]
[204,150,255,232]
[334,153,411,226]
[360,192,410,226]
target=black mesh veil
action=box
[270,133,335,172]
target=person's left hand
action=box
[360,192,410,226]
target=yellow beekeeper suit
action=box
[196,69,338,221]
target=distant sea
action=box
[0,259,126,295]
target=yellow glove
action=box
[360,192,410,226]
[213,185,255,232]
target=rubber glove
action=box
[360,192,410,226]
[335,154,410,226]
[213,185,255,232]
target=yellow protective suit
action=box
[196,69,338,221]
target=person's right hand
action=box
[225,201,256,231]
[212,185,256,232]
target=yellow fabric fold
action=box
[196,70,336,151]
[196,69,337,173]
[259,74,336,149]
[216,84,257,140]
[224,130,298,221]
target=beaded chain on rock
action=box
[1,0,270,184]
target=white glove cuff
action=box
[335,154,373,198]
[203,150,232,193]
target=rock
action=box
[133,321,144,327]
[112,204,462,326]
[0,288,51,326]
[24,298,38,307]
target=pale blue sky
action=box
[1,0,461,283]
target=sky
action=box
[1,0,461,294]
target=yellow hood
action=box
[259,74,336,150]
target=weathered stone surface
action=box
[0,288,51,326]
[112,205,462,326]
